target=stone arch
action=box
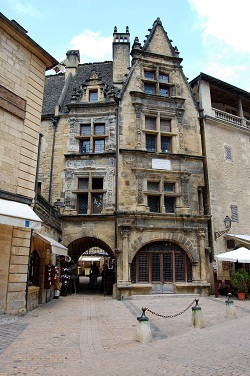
[67,236,114,261]
[130,233,197,263]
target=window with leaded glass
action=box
[92,193,103,214]
[175,253,185,281]
[89,90,98,102]
[159,73,169,82]
[164,183,175,192]
[147,181,159,191]
[163,253,173,282]
[80,124,91,136]
[161,136,171,152]
[138,254,148,282]
[78,194,88,214]
[145,117,157,130]
[144,83,156,95]
[159,85,169,97]
[164,196,175,213]
[144,71,155,80]
[80,140,90,154]
[146,134,156,152]
[160,119,171,132]
[148,196,160,212]
[151,254,161,281]
[94,139,105,153]
[78,178,89,189]
[94,123,105,135]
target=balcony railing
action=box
[34,193,62,231]
[212,108,250,130]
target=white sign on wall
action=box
[152,158,171,170]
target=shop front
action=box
[29,232,68,308]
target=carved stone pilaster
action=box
[181,174,190,205]
[120,226,131,238]
[137,174,144,204]
[106,167,115,207]
[134,104,142,148]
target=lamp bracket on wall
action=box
[214,215,232,240]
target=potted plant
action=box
[231,268,250,300]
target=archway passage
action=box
[67,236,114,261]
[131,241,192,293]
[64,237,115,295]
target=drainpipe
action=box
[114,106,119,282]
[33,132,43,211]
[48,117,58,204]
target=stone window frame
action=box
[142,67,171,97]
[77,120,108,154]
[145,178,178,213]
[143,114,175,153]
[73,174,107,215]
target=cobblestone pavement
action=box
[0,293,250,375]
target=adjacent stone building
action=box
[40,18,211,297]
[190,73,250,283]
[0,13,58,314]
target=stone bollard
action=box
[136,307,152,343]
[225,293,237,318]
[192,299,205,328]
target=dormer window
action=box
[89,90,98,102]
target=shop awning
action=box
[33,232,68,256]
[225,234,250,248]
[215,247,250,263]
[0,199,42,230]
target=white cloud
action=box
[7,0,40,16]
[203,62,247,83]
[189,0,250,53]
[70,30,112,63]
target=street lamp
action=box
[214,215,232,240]
[53,199,65,216]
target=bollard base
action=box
[192,309,205,328]
[226,302,237,319]
[136,320,152,343]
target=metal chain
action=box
[144,299,196,319]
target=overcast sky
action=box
[2,0,250,91]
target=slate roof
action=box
[42,61,114,116]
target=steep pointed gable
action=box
[142,18,177,58]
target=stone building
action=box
[40,18,211,297]
[190,73,250,284]
[0,13,59,314]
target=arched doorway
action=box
[131,241,192,293]
[64,237,115,295]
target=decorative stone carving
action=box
[137,175,144,204]
[181,174,190,205]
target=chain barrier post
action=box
[192,299,205,328]
[136,307,152,343]
[225,293,237,318]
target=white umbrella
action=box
[215,247,250,263]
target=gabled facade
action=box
[40,19,211,297]
[190,73,250,283]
